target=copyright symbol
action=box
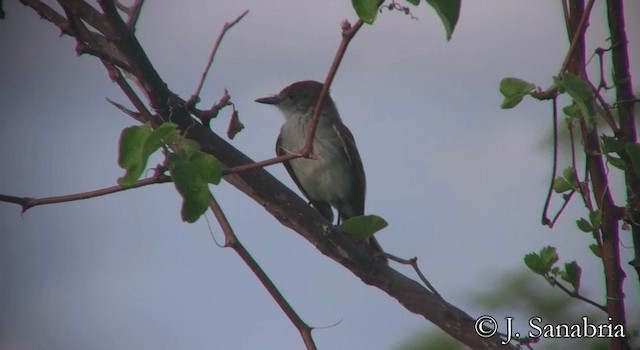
[475,315,497,338]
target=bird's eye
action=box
[286,92,296,99]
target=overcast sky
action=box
[1,1,639,349]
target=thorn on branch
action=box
[107,98,143,121]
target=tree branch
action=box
[208,195,317,350]
[190,10,248,104]
[566,2,629,349]
[606,0,640,284]
[0,171,171,212]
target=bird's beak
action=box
[255,95,280,105]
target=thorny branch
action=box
[0,169,171,213]
[208,195,317,350]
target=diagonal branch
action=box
[208,195,317,350]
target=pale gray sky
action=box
[1,1,639,349]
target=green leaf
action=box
[351,0,378,24]
[606,155,626,170]
[426,0,461,41]
[562,166,574,183]
[601,136,622,154]
[576,217,593,232]
[189,152,222,185]
[338,214,388,239]
[499,77,536,109]
[560,261,582,291]
[539,246,558,271]
[524,252,545,275]
[562,104,580,119]
[181,139,201,156]
[406,0,420,5]
[118,123,153,187]
[168,156,212,223]
[118,122,183,187]
[625,143,640,178]
[553,177,573,193]
[589,243,601,257]
[144,122,180,155]
[589,210,602,230]
[558,73,595,127]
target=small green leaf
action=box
[539,246,558,271]
[550,266,560,276]
[625,143,640,177]
[553,177,573,193]
[425,0,461,41]
[560,261,581,291]
[562,166,574,183]
[606,155,626,170]
[576,217,593,232]
[524,252,545,275]
[118,122,182,187]
[169,157,212,223]
[189,152,222,185]
[180,139,201,156]
[589,210,602,230]
[601,136,622,154]
[406,0,420,5]
[558,73,595,128]
[589,243,601,257]
[118,123,153,187]
[144,122,179,155]
[351,0,378,24]
[338,214,388,239]
[499,77,536,109]
[562,104,580,119]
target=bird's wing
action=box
[332,121,366,217]
[276,135,310,199]
[276,135,334,221]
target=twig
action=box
[547,191,576,229]
[222,152,301,175]
[385,254,442,299]
[115,0,145,29]
[190,89,232,128]
[301,1,384,156]
[588,79,619,132]
[208,195,317,350]
[105,64,158,125]
[542,96,561,227]
[558,0,595,74]
[0,171,171,212]
[551,277,607,312]
[190,10,249,104]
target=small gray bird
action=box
[256,80,385,260]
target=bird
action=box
[256,80,385,261]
